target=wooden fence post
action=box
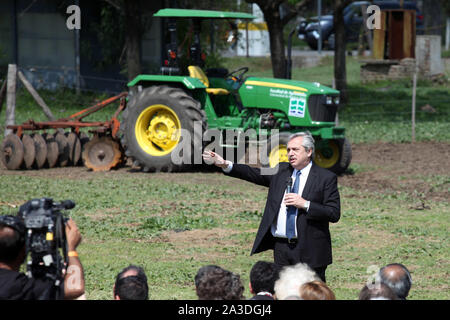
[4,64,17,137]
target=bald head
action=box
[377,263,412,299]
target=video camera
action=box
[0,198,75,299]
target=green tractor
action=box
[121,8,351,174]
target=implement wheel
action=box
[82,136,122,171]
[32,134,47,169]
[43,133,59,168]
[54,132,69,167]
[121,85,205,172]
[66,132,81,165]
[22,134,36,169]
[1,134,24,170]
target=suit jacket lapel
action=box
[301,163,318,200]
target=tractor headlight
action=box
[326,96,333,105]
[333,96,340,105]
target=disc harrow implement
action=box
[1,92,127,171]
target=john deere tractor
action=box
[121,8,351,174]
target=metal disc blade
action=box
[32,133,47,169]
[22,134,36,169]
[1,134,24,170]
[78,132,90,166]
[65,132,81,165]
[43,133,59,168]
[54,131,69,167]
[82,136,122,171]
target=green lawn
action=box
[0,169,448,300]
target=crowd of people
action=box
[0,212,412,300]
[192,260,412,301]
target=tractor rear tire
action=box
[121,85,205,172]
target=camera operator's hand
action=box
[65,218,81,251]
[64,218,85,300]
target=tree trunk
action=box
[124,0,142,81]
[334,0,351,103]
[265,11,286,78]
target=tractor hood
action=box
[239,77,340,127]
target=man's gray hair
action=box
[375,263,412,300]
[274,263,320,300]
[288,131,315,158]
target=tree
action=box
[333,0,354,103]
[245,0,312,78]
[103,0,144,81]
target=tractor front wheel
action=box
[314,138,352,175]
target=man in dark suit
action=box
[202,132,340,282]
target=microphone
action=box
[286,177,293,194]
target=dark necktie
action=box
[286,170,301,240]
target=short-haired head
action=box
[250,261,281,294]
[0,215,26,264]
[195,265,244,300]
[288,131,315,159]
[114,265,149,300]
[376,263,412,299]
[299,281,336,300]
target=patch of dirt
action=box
[339,141,450,202]
[147,228,247,262]
[1,141,448,201]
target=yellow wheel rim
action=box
[314,140,340,168]
[135,104,181,156]
[269,144,289,168]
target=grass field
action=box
[0,55,449,300]
[0,163,448,300]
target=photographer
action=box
[0,215,85,300]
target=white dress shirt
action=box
[271,161,312,239]
[222,160,312,239]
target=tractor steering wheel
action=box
[226,67,249,83]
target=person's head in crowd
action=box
[358,283,399,300]
[376,263,412,300]
[274,262,320,300]
[0,215,26,271]
[195,265,244,300]
[298,280,336,300]
[114,265,149,300]
[249,261,280,300]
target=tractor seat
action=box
[188,66,230,95]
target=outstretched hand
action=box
[202,150,229,168]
